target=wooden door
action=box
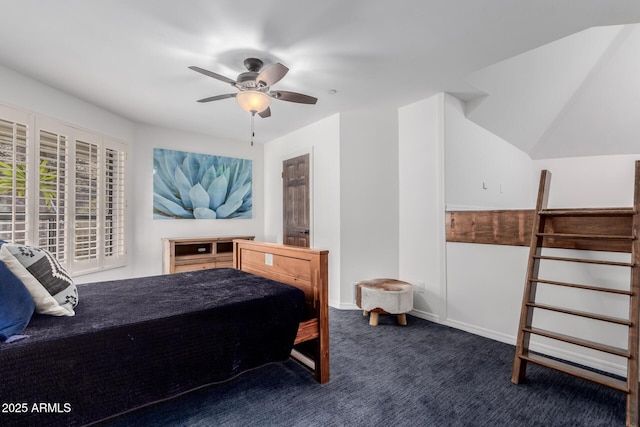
[283,154,310,247]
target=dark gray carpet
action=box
[103,309,625,426]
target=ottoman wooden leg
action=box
[369,312,379,326]
[397,313,407,326]
[363,310,369,317]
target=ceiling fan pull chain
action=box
[250,111,255,146]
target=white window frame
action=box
[102,139,127,270]
[0,103,127,276]
[34,116,69,265]
[0,105,31,245]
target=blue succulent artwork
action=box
[153,148,252,219]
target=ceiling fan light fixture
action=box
[236,90,271,113]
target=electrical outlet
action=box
[414,280,425,294]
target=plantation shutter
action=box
[0,104,127,275]
[0,107,30,244]
[36,119,68,265]
[103,140,126,268]
[72,131,100,273]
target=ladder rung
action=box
[529,278,633,296]
[526,302,632,325]
[533,255,634,267]
[513,166,640,426]
[519,351,629,392]
[524,327,630,358]
[537,233,634,240]
[539,208,635,217]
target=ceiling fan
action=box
[189,58,317,118]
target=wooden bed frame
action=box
[233,239,330,383]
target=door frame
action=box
[280,148,314,247]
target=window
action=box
[104,146,126,267]
[0,105,127,275]
[37,126,68,263]
[73,134,100,272]
[0,113,28,245]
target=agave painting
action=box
[153,149,252,219]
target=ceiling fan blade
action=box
[189,66,236,85]
[258,107,271,118]
[196,93,237,103]
[256,63,289,87]
[271,90,317,104]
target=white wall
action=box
[0,64,137,284]
[445,94,534,209]
[339,108,400,304]
[264,108,400,308]
[0,65,266,284]
[529,154,638,374]
[263,115,341,306]
[398,94,446,320]
[444,92,534,340]
[444,89,640,375]
[534,155,638,208]
[0,65,133,142]
[129,123,264,278]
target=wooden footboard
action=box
[233,239,330,383]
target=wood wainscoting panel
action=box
[446,210,534,247]
[446,209,633,253]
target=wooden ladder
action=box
[512,161,640,427]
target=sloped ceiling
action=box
[0,0,639,146]
[465,24,640,159]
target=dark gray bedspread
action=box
[0,268,305,426]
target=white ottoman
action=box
[356,279,413,326]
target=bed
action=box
[0,240,329,427]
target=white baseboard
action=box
[443,319,516,345]
[331,301,359,310]
[527,341,627,378]
[408,307,440,323]
[442,318,626,377]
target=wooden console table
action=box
[162,236,254,274]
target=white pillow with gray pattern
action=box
[0,242,77,316]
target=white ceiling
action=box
[0,0,639,150]
[466,23,640,159]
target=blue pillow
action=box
[0,259,35,341]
